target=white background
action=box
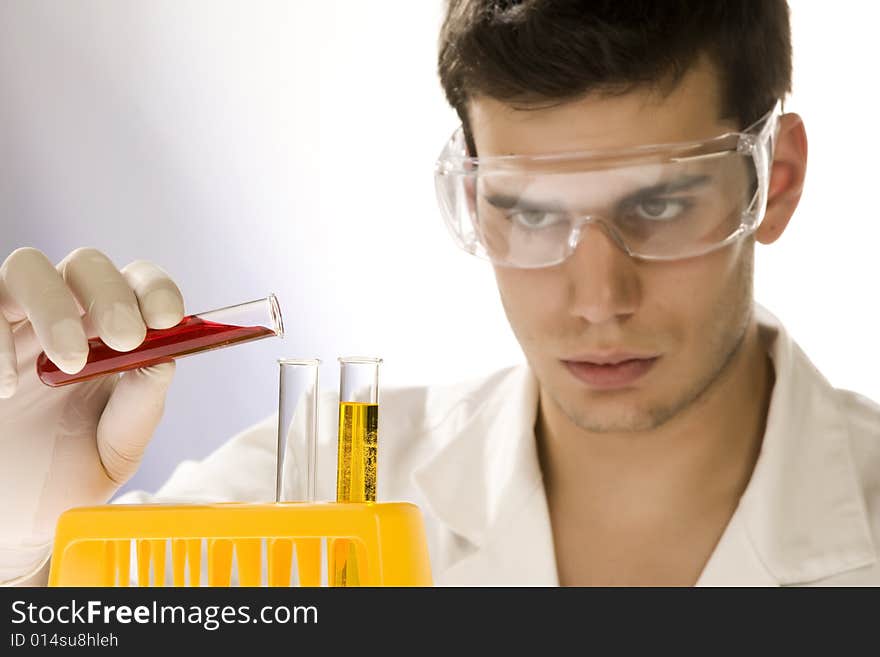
[0,1,876,495]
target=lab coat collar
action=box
[411,366,559,584]
[716,305,876,585]
[412,305,876,586]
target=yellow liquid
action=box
[334,402,378,586]
[335,402,378,503]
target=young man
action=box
[1,1,878,586]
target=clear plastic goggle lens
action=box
[434,102,780,267]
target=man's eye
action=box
[509,210,566,229]
[632,198,689,221]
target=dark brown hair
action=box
[438,0,792,150]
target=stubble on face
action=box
[499,239,756,435]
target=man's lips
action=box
[562,353,660,390]
[565,351,660,365]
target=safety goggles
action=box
[434,102,781,268]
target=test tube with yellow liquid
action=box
[333,356,381,586]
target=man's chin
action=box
[552,388,665,434]
[564,407,661,434]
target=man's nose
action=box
[563,221,641,325]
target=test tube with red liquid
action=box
[36,294,284,387]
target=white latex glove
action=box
[0,247,184,585]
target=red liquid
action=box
[36,316,276,387]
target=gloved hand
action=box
[0,247,184,585]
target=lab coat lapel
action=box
[412,366,559,585]
[697,306,876,586]
[439,482,558,585]
[695,512,779,586]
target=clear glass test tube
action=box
[333,356,381,587]
[275,358,320,503]
[36,294,284,387]
[335,356,382,504]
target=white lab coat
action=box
[116,305,880,585]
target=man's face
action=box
[468,60,756,433]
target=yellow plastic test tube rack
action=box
[48,502,432,587]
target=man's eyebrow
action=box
[622,174,712,204]
[483,193,564,212]
[483,174,712,211]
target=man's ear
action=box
[755,113,808,245]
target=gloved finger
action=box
[0,247,88,375]
[0,313,16,398]
[96,360,175,486]
[58,247,147,353]
[120,260,185,330]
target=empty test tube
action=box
[334,356,381,586]
[276,358,320,503]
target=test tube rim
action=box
[268,293,285,338]
[337,356,384,365]
[278,357,321,366]
[191,293,284,337]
